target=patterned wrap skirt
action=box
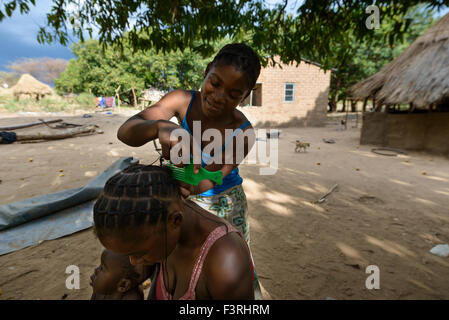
[188,184,250,244]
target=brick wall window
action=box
[284,83,294,102]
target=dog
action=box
[293,140,310,153]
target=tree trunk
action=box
[16,125,103,142]
[350,100,356,112]
[131,87,137,108]
[329,78,340,113]
[115,85,121,113]
[341,99,346,112]
[374,98,381,112]
[0,119,62,131]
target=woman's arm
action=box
[117,89,191,147]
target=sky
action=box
[0,0,75,71]
[0,0,448,72]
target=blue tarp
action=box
[0,157,136,256]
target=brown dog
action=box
[293,140,310,152]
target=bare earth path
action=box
[0,111,448,300]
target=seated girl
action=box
[93,164,254,300]
[90,249,144,300]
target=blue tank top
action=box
[181,90,250,196]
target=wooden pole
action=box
[361,98,365,128]
[131,87,137,108]
[345,101,349,130]
[0,119,63,131]
[16,125,103,142]
[115,85,121,113]
[350,99,356,112]
[362,97,368,112]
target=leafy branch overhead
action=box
[0,0,446,67]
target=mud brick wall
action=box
[237,59,331,128]
[361,112,449,156]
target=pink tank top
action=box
[155,224,253,300]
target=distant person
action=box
[93,165,255,300]
[90,249,144,300]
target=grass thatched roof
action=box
[11,74,54,96]
[350,13,449,108]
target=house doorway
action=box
[240,83,262,107]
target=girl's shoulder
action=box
[201,227,252,297]
[232,108,252,130]
[164,89,194,106]
[158,89,195,119]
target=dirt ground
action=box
[0,110,448,300]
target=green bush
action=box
[74,92,95,109]
[2,99,27,112]
[39,98,68,112]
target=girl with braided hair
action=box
[93,164,255,300]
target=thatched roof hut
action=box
[351,13,449,109]
[11,74,54,100]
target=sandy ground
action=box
[0,110,448,300]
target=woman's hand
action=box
[179,181,194,199]
[157,121,201,171]
[157,121,187,162]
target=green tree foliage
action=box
[327,4,437,111]
[54,38,209,99]
[0,1,446,67]
[1,1,445,110]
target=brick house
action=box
[238,58,331,127]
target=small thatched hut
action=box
[11,74,54,101]
[350,13,449,156]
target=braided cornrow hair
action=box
[210,43,261,98]
[93,164,179,239]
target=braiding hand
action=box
[179,181,194,199]
[157,122,185,161]
[157,121,201,173]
